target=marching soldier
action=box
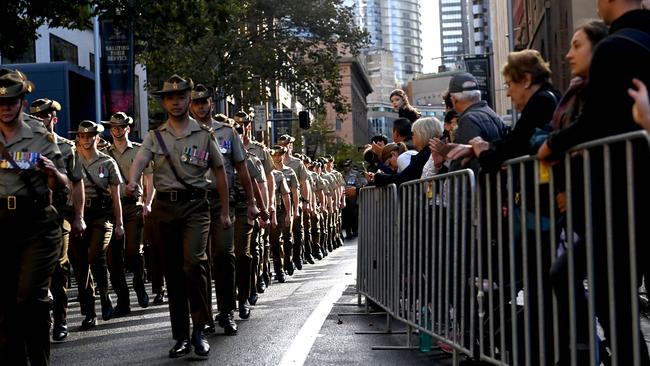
[232,120,270,305]
[102,112,154,315]
[189,86,259,334]
[269,145,295,283]
[326,157,346,248]
[237,112,275,293]
[127,75,230,358]
[0,68,69,365]
[277,134,312,270]
[30,98,86,342]
[70,120,124,329]
[299,154,316,263]
[306,159,325,260]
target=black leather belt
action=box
[156,190,208,202]
[85,197,111,209]
[0,195,50,211]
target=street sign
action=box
[272,110,293,145]
[464,56,494,109]
[254,104,266,132]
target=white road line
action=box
[278,280,351,366]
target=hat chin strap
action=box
[2,97,24,126]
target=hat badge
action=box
[83,127,89,132]
[172,82,178,90]
[0,87,6,95]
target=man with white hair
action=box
[445,73,509,171]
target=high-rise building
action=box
[354,0,423,85]
[439,0,491,71]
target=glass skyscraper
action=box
[352,0,423,85]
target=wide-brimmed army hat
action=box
[234,111,250,124]
[102,111,133,127]
[191,84,213,100]
[270,145,288,155]
[70,120,104,134]
[213,113,228,123]
[0,68,35,99]
[278,134,295,145]
[30,98,61,114]
[151,74,194,96]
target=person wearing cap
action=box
[296,154,316,264]
[430,72,508,173]
[318,157,335,252]
[189,85,260,333]
[102,112,154,316]
[277,134,313,269]
[0,68,69,365]
[69,120,124,330]
[127,75,230,358]
[236,111,276,294]
[269,145,296,283]
[30,97,86,342]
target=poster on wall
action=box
[100,19,134,119]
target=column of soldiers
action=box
[0,69,348,365]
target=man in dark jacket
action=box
[538,2,650,365]
[444,73,509,172]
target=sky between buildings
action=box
[420,0,442,74]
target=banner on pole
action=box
[100,19,135,119]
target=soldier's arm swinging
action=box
[282,192,292,227]
[71,179,86,236]
[110,183,125,239]
[254,180,269,223]
[127,153,150,195]
[267,172,276,213]
[143,172,155,216]
[291,185,300,219]
[211,165,232,228]
[234,160,260,220]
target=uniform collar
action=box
[108,139,134,152]
[159,118,202,138]
[1,121,35,146]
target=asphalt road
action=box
[51,241,360,366]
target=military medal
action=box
[99,165,105,178]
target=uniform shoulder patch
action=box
[132,141,142,147]
[57,135,75,146]
[200,124,214,133]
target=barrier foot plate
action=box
[355,330,409,335]
[337,311,386,316]
[370,345,419,350]
[333,302,364,307]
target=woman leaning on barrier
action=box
[546,20,609,365]
[364,117,440,187]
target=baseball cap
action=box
[448,73,479,93]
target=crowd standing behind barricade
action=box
[0,67,350,364]
[357,1,650,365]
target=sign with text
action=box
[464,56,493,108]
[254,104,266,133]
[100,19,135,119]
[272,110,293,145]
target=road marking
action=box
[278,280,351,366]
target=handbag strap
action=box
[153,130,198,192]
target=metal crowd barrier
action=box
[397,169,476,362]
[357,183,399,318]
[356,130,650,366]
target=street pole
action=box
[93,14,102,123]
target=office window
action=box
[50,34,78,65]
[89,53,95,72]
